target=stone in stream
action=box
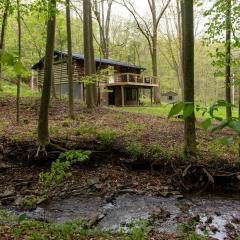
[209,224,219,233]
[206,216,213,224]
[232,216,240,224]
[149,208,171,224]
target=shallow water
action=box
[5,194,240,239]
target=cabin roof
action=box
[32,50,146,71]
[162,91,178,97]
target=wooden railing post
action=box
[127,73,129,83]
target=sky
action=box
[112,0,151,16]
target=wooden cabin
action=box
[162,91,178,103]
[32,50,159,106]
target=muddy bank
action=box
[1,137,240,198]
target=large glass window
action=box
[126,88,137,101]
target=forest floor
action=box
[0,96,240,239]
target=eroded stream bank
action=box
[1,139,240,239]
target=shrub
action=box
[121,219,152,240]
[74,122,97,136]
[96,129,116,145]
[39,150,91,194]
[127,142,142,160]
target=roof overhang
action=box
[32,50,146,71]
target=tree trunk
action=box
[225,0,232,118]
[38,0,56,148]
[51,67,57,98]
[66,0,74,119]
[238,84,240,161]
[83,0,97,108]
[0,0,10,89]
[152,33,161,104]
[16,0,21,124]
[181,0,197,156]
[151,0,160,104]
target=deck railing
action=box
[107,73,158,85]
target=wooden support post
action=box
[121,86,125,107]
[31,70,35,91]
[127,73,129,83]
[150,88,153,106]
[137,88,139,106]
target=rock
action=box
[215,211,221,216]
[88,213,106,227]
[232,216,240,224]
[0,161,9,171]
[190,215,200,223]
[105,193,116,203]
[225,223,235,231]
[150,208,171,223]
[94,184,104,191]
[198,223,206,231]
[209,225,219,233]
[14,196,24,206]
[206,216,213,224]
[0,189,15,198]
[159,191,170,197]
[175,194,184,200]
[87,177,100,186]
[1,196,15,205]
[15,182,30,191]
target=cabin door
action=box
[108,87,115,105]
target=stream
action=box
[13,193,240,239]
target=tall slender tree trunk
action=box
[151,0,160,104]
[38,0,56,149]
[225,0,232,118]
[83,0,97,108]
[238,84,240,161]
[0,0,10,89]
[152,32,161,104]
[177,0,184,100]
[181,0,197,156]
[16,0,21,124]
[66,0,74,119]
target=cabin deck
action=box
[103,73,159,88]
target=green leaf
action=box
[168,102,184,119]
[211,119,229,132]
[218,136,234,145]
[228,120,240,133]
[201,118,212,130]
[17,213,27,224]
[183,103,194,118]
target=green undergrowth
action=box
[0,80,40,97]
[119,104,238,119]
[1,211,228,240]
[0,212,154,240]
[178,221,207,240]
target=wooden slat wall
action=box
[37,60,84,86]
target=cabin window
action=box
[126,88,137,101]
[168,96,173,100]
